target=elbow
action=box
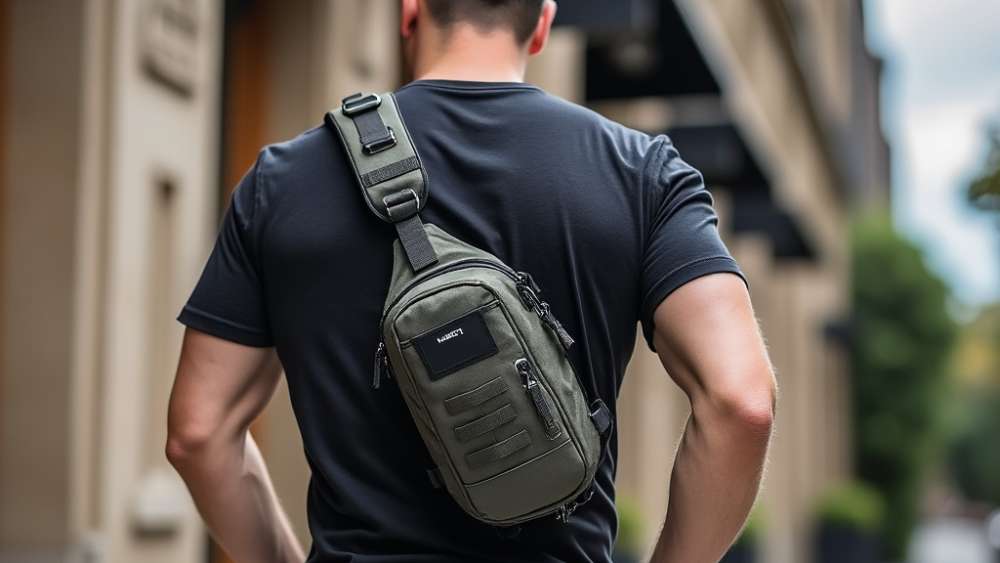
[700,372,776,437]
[165,421,217,473]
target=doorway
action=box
[211,3,272,561]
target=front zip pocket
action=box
[515,358,562,440]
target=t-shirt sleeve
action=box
[177,155,273,347]
[639,136,747,351]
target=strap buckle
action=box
[383,188,420,221]
[363,128,397,155]
[341,92,382,117]
[589,399,612,435]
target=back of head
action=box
[424,0,545,43]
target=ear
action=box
[527,0,557,56]
[401,0,420,39]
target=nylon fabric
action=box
[466,430,532,468]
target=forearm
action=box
[650,406,772,563]
[170,432,304,563]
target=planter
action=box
[720,542,757,563]
[815,522,879,563]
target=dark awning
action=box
[583,1,719,99]
[666,125,815,260]
[562,0,816,262]
[552,0,655,34]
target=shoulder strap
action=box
[324,92,438,272]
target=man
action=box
[166,1,777,562]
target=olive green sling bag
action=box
[325,92,612,526]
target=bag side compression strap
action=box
[325,92,438,271]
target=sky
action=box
[865,0,1000,308]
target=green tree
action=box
[948,123,1000,505]
[967,123,1000,213]
[949,384,1000,505]
[851,214,957,560]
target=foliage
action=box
[815,481,886,533]
[967,123,1000,212]
[614,495,644,557]
[948,385,1000,505]
[949,304,1000,386]
[947,306,1000,506]
[850,213,957,559]
[734,506,766,547]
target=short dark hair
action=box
[424,0,545,44]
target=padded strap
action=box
[325,92,438,272]
[466,430,531,469]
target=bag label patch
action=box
[414,309,498,380]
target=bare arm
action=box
[649,273,776,563]
[166,328,305,563]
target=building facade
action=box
[0,1,888,562]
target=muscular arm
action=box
[649,273,777,563]
[166,328,305,563]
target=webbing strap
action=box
[362,156,421,188]
[454,404,517,443]
[394,215,438,271]
[466,430,531,469]
[444,377,509,416]
[351,108,396,154]
[325,92,438,272]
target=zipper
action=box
[380,258,518,326]
[373,341,391,389]
[514,272,575,350]
[372,258,574,389]
[380,258,574,349]
[515,358,562,440]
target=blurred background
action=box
[0,0,997,562]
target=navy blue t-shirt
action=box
[179,80,744,563]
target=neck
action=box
[412,24,527,83]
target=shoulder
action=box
[538,91,673,168]
[221,123,349,235]
[239,123,344,203]
[255,124,339,180]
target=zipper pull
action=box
[516,272,575,351]
[540,303,575,350]
[373,341,389,389]
[515,358,562,440]
[518,271,542,294]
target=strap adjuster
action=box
[342,92,382,117]
[589,399,612,435]
[383,188,420,220]
[363,128,397,155]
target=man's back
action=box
[179,79,742,562]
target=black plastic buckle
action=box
[383,188,420,220]
[589,399,612,434]
[341,92,382,117]
[363,128,397,155]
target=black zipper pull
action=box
[516,272,575,351]
[518,271,542,294]
[515,273,541,311]
[373,341,390,389]
[540,303,575,350]
[515,358,562,440]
